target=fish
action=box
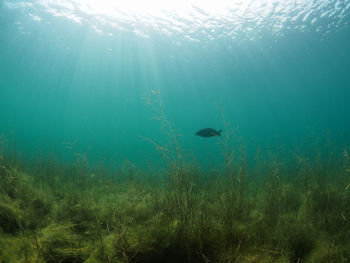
[195,128,222,137]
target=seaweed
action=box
[0,102,349,262]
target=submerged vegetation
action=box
[0,97,350,263]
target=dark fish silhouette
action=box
[195,128,222,137]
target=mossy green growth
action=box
[0,199,24,234]
[1,145,350,262]
[308,240,350,263]
[0,235,41,262]
[37,224,90,263]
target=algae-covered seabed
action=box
[1,98,350,263]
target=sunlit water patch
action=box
[3,0,350,41]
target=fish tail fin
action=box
[217,130,222,136]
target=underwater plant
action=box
[1,119,350,262]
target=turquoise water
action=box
[0,0,350,169]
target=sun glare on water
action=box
[6,0,349,39]
[70,0,232,17]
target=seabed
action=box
[0,139,350,263]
